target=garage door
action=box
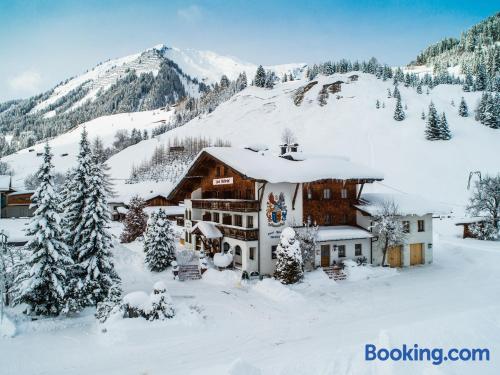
[410,243,424,265]
[387,246,402,268]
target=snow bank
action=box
[252,278,304,303]
[227,359,261,375]
[343,259,398,281]
[202,269,240,286]
[0,315,16,338]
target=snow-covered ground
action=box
[2,219,499,375]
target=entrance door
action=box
[387,246,402,267]
[410,243,423,265]
[234,245,242,267]
[321,245,331,267]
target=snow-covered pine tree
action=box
[393,86,401,100]
[438,112,452,140]
[387,89,392,98]
[289,73,294,81]
[13,143,72,316]
[376,99,380,109]
[416,83,423,94]
[474,63,488,91]
[463,73,473,92]
[264,71,275,89]
[425,102,441,140]
[393,96,405,121]
[458,97,468,117]
[62,129,93,249]
[274,228,303,284]
[282,74,288,82]
[421,111,426,120]
[73,154,120,307]
[481,93,499,129]
[144,209,176,272]
[254,65,266,88]
[451,99,455,106]
[120,195,147,243]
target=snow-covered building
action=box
[168,146,388,275]
[356,193,448,267]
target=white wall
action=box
[313,238,371,266]
[257,182,303,275]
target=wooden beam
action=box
[292,183,300,210]
[357,183,365,200]
[257,182,267,210]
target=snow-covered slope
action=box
[3,109,172,189]
[107,73,498,210]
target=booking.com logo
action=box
[365,344,490,365]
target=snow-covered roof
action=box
[0,218,31,243]
[455,217,491,225]
[143,192,170,201]
[190,221,223,239]
[0,175,11,191]
[192,147,384,184]
[356,193,451,216]
[144,205,184,216]
[315,225,373,242]
[7,190,34,196]
[116,207,129,214]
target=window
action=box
[307,188,312,200]
[235,245,241,256]
[355,243,362,256]
[185,231,189,242]
[223,242,230,252]
[418,220,425,232]
[246,189,253,199]
[341,188,348,199]
[223,166,228,177]
[402,221,410,233]
[247,216,254,228]
[338,245,346,257]
[203,212,212,221]
[271,245,277,259]
[213,212,220,223]
[216,166,221,177]
[341,214,348,224]
[323,188,331,200]
[249,247,255,260]
[223,214,232,225]
[324,214,332,225]
[234,215,243,227]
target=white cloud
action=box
[177,5,202,23]
[8,70,42,94]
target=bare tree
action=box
[281,128,297,145]
[467,174,500,235]
[370,200,407,266]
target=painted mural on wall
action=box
[266,192,287,226]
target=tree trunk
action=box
[381,237,389,267]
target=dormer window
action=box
[323,188,331,200]
[216,166,221,177]
[341,188,348,199]
[307,188,312,200]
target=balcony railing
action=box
[192,199,260,212]
[217,226,259,241]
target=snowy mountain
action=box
[4,71,498,210]
[0,44,304,156]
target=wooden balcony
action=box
[191,199,260,212]
[217,226,259,241]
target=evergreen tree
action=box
[274,228,303,285]
[393,85,401,100]
[144,209,176,272]
[73,154,120,307]
[438,112,452,140]
[387,88,392,98]
[421,111,426,120]
[474,63,488,91]
[13,143,72,316]
[425,102,441,140]
[254,65,266,88]
[463,73,473,92]
[120,196,147,243]
[458,97,468,117]
[288,73,294,81]
[376,99,380,109]
[282,73,288,82]
[393,96,405,121]
[416,83,423,94]
[63,129,93,249]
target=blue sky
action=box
[0,0,497,101]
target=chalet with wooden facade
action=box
[0,175,35,219]
[168,146,390,275]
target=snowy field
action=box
[2,219,499,375]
